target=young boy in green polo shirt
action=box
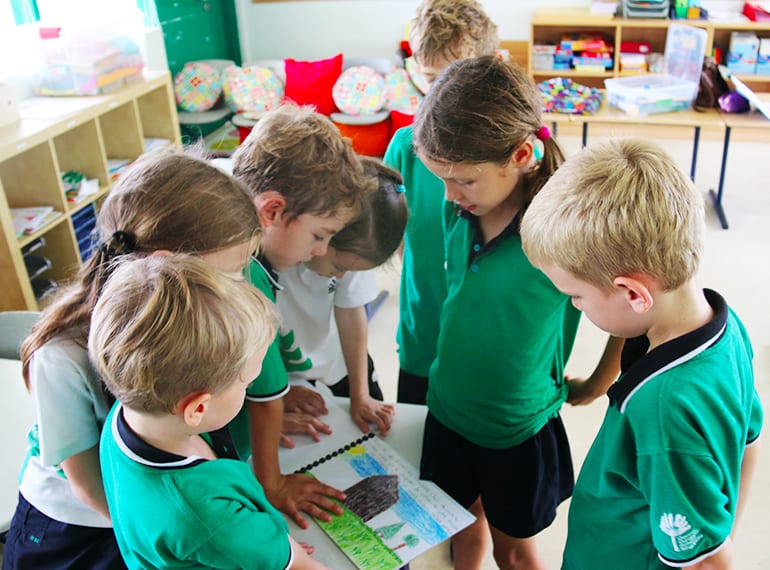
[521,138,763,569]
[93,255,328,569]
[231,104,377,529]
[384,0,499,404]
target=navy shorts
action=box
[2,492,126,570]
[396,369,428,405]
[420,412,574,538]
[329,354,384,401]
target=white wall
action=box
[235,0,589,62]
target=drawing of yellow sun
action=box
[348,445,367,455]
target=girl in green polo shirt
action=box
[412,56,622,569]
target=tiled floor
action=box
[368,133,770,569]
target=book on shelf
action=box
[11,206,60,237]
[279,385,474,570]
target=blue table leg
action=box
[709,126,731,230]
[690,126,700,182]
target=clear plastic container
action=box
[605,24,707,115]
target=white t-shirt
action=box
[18,331,112,527]
[276,266,377,386]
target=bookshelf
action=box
[0,72,180,311]
[529,9,770,91]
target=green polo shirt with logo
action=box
[426,204,580,449]
[563,290,763,569]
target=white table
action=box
[278,391,428,569]
[0,358,36,532]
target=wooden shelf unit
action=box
[530,9,770,91]
[0,72,180,311]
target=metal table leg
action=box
[709,126,731,230]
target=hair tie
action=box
[395,184,406,194]
[535,125,551,142]
[101,230,137,259]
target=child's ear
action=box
[254,191,287,228]
[613,275,654,314]
[510,140,534,169]
[175,392,212,427]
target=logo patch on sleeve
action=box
[659,513,704,552]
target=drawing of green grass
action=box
[318,499,403,570]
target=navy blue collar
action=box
[608,289,728,413]
[252,254,283,294]
[458,205,521,265]
[112,404,240,469]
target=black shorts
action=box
[396,369,428,405]
[329,354,383,401]
[419,412,574,538]
[3,492,126,570]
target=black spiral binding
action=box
[294,432,376,474]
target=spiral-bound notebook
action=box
[279,386,474,570]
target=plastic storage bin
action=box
[605,24,707,115]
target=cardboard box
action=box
[727,32,760,75]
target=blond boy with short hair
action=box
[385,0,499,406]
[93,255,327,569]
[521,138,762,570]
[232,104,378,529]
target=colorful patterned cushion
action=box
[404,57,431,96]
[332,66,386,116]
[284,53,343,115]
[174,62,222,112]
[384,69,423,114]
[222,65,284,118]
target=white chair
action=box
[0,311,39,533]
[0,311,39,360]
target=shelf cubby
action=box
[0,72,180,311]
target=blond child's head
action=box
[89,255,279,416]
[521,138,706,292]
[232,104,373,220]
[410,0,498,81]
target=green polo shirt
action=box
[384,127,448,377]
[100,404,292,569]
[427,204,580,449]
[563,290,763,569]
[229,256,290,459]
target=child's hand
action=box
[350,395,395,436]
[566,377,604,406]
[284,385,328,417]
[270,473,346,530]
[280,412,333,448]
[288,536,331,570]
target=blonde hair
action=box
[89,255,279,414]
[232,105,375,220]
[413,56,565,210]
[410,0,498,67]
[521,138,706,291]
[21,147,260,385]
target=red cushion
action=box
[389,110,415,139]
[284,53,343,115]
[333,119,392,157]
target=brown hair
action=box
[231,104,375,220]
[330,158,408,267]
[89,255,278,414]
[521,138,705,291]
[413,56,565,210]
[21,147,260,385]
[410,0,498,67]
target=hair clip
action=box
[535,125,551,142]
[101,230,137,258]
[395,184,406,194]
